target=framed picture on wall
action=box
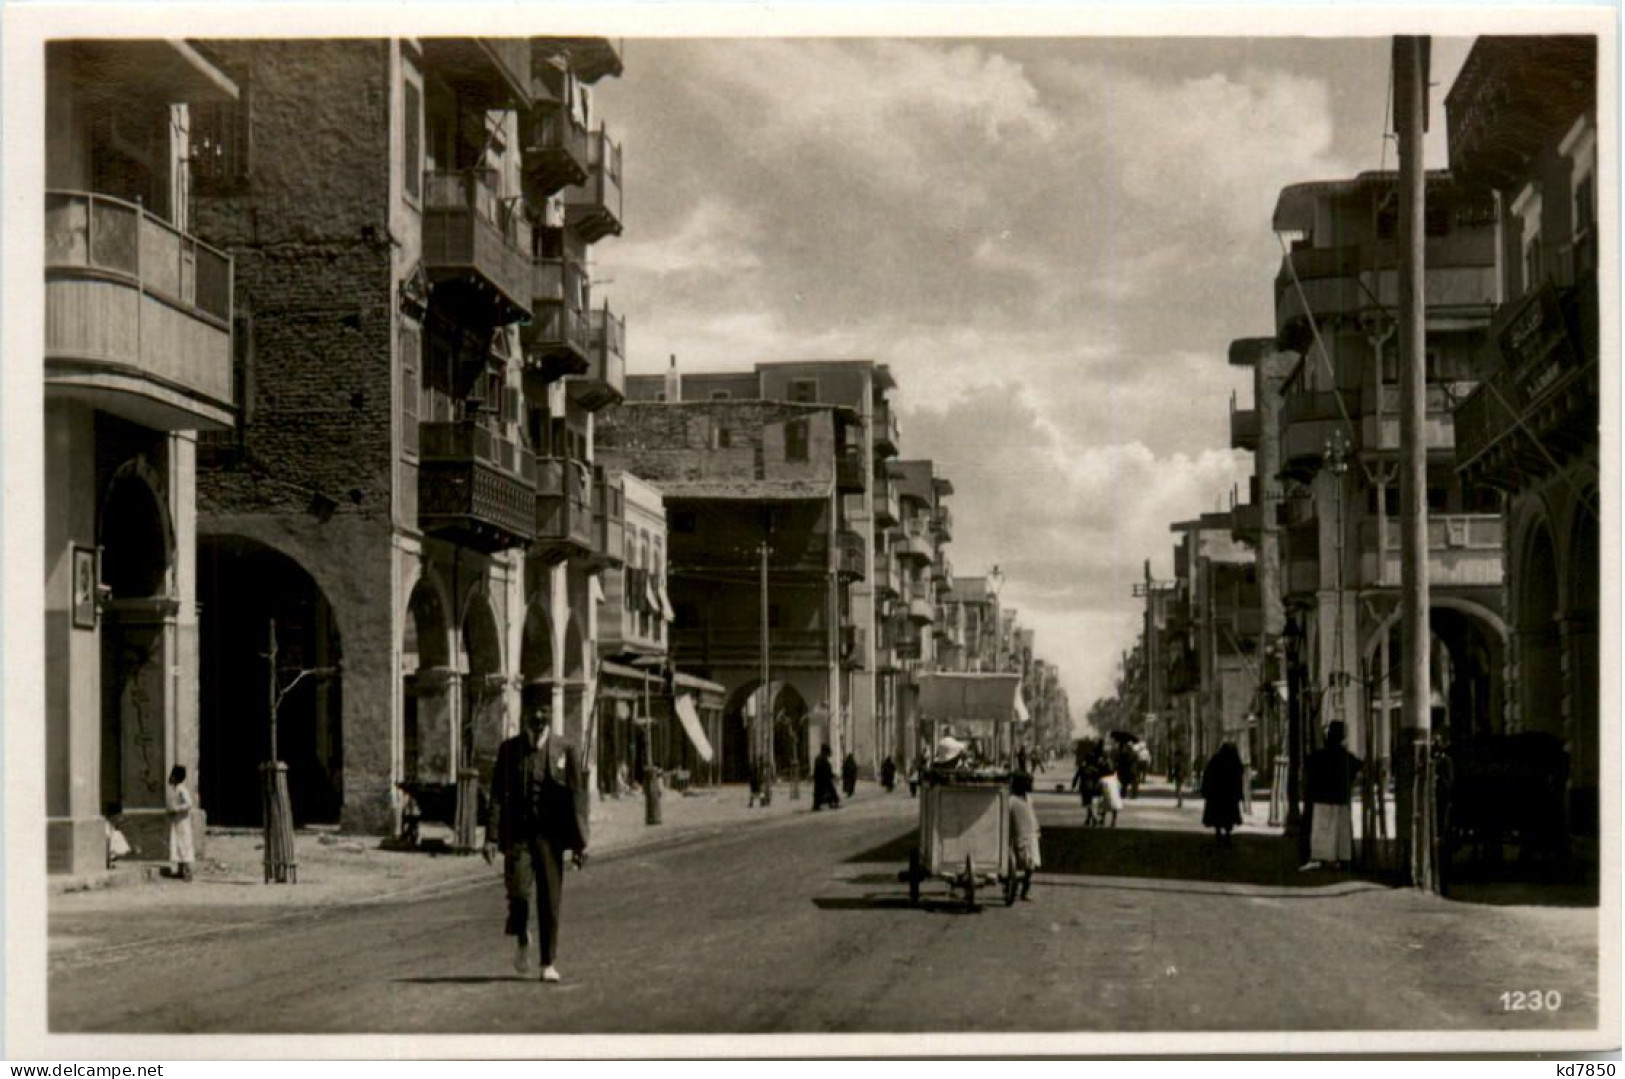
[71,545,97,630]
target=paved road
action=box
[49,781,1597,1034]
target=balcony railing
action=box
[873,479,900,527]
[566,303,626,411]
[1274,240,1498,348]
[418,420,538,552]
[423,168,534,325]
[587,467,626,570]
[45,190,234,430]
[1455,281,1597,482]
[672,628,829,669]
[1230,395,1260,451]
[837,447,868,493]
[1356,513,1504,589]
[873,400,900,458]
[836,530,866,581]
[932,504,953,540]
[523,251,590,377]
[896,517,933,562]
[564,127,624,243]
[534,456,594,561]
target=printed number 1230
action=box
[1500,990,1562,1011]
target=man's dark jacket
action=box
[487,732,590,854]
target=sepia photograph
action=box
[4,2,1617,1060]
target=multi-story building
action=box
[885,459,955,766]
[1269,169,1505,777]
[187,37,625,833]
[1445,36,1599,834]
[1168,515,1259,770]
[594,398,856,783]
[593,469,726,791]
[625,359,900,774]
[44,41,241,873]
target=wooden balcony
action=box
[837,447,868,493]
[1455,281,1598,489]
[582,466,626,571]
[1230,397,1259,451]
[836,530,866,581]
[1279,392,1349,481]
[564,127,623,243]
[422,169,534,327]
[673,627,829,670]
[532,37,624,84]
[896,518,933,563]
[1359,383,1474,456]
[906,587,934,625]
[873,400,900,458]
[840,624,867,670]
[522,252,590,380]
[873,479,900,527]
[417,420,538,552]
[1356,514,1504,589]
[534,455,594,563]
[564,303,625,412]
[421,38,533,111]
[1446,37,1596,189]
[523,103,590,198]
[45,191,234,431]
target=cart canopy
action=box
[917,673,1024,725]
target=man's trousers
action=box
[504,834,567,964]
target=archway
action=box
[199,536,343,826]
[461,589,505,784]
[98,464,175,821]
[1361,599,1506,757]
[1517,523,1562,742]
[520,599,555,716]
[404,577,452,784]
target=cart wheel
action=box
[1003,863,1020,907]
[963,855,977,911]
[908,848,921,906]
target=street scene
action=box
[30,23,1605,1049]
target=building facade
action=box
[187,37,626,834]
[45,41,242,873]
[1446,36,1599,834]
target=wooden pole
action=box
[759,539,773,805]
[1394,35,1438,892]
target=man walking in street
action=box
[484,702,590,983]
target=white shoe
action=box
[1298,861,1322,872]
[540,965,561,983]
[513,942,532,976]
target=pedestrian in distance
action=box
[1301,720,1363,872]
[1008,771,1041,901]
[484,703,589,984]
[1071,755,1099,826]
[907,753,924,798]
[1097,767,1124,827]
[841,752,859,800]
[880,755,897,793]
[166,765,195,882]
[747,756,764,808]
[812,744,842,810]
[1168,755,1185,809]
[1116,742,1139,800]
[1201,742,1246,846]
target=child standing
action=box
[1008,771,1041,901]
[1098,768,1124,828]
[167,765,195,881]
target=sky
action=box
[590,37,1471,729]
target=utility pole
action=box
[1394,34,1438,892]
[758,539,773,805]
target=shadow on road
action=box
[394,975,539,985]
[812,895,984,914]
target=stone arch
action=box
[520,598,555,715]
[460,588,506,776]
[563,613,587,681]
[1360,595,1509,755]
[99,457,174,601]
[198,534,344,826]
[1517,518,1562,741]
[403,573,453,784]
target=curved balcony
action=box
[906,595,935,625]
[45,191,235,431]
[1355,513,1503,589]
[872,400,900,458]
[873,480,900,527]
[533,456,594,563]
[418,420,538,552]
[836,529,866,582]
[566,303,625,411]
[523,103,590,198]
[564,127,623,243]
[895,519,933,563]
[423,169,534,327]
[932,504,953,542]
[523,251,590,380]
[1230,395,1260,451]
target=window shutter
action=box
[401,327,420,456]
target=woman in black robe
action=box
[1201,742,1246,845]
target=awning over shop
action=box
[917,672,1023,723]
[674,694,714,762]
